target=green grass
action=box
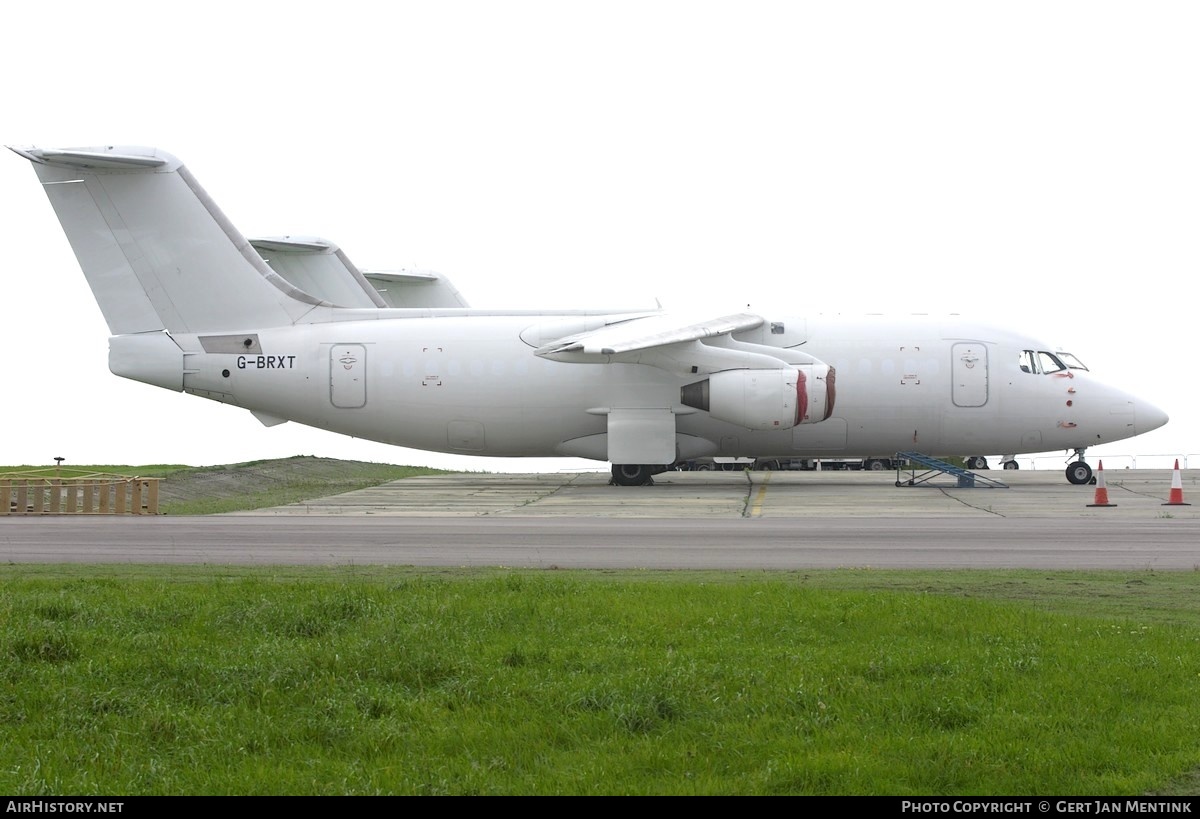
[4,461,1199,794]
[2,566,1199,795]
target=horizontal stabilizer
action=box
[8,145,171,171]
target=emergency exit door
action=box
[952,342,988,407]
[330,344,367,408]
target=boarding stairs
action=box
[893,452,1009,489]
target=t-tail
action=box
[9,145,328,335]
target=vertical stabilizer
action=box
[10,145,328,335]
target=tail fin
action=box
[9,145,327,335]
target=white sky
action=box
[1,1,1196,472]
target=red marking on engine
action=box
[795,369,808,424]
[825,367,837,419]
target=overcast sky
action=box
[2,1,1196,472]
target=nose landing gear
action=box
[1065,449,1094,485]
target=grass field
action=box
[2,459,1199,795]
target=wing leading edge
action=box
[535,311,828,375]
[535,312,765,357]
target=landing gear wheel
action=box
[967,456,989,470]
[1066,461,1093,485]
[611,464,655,486]
[863,458,886,471]
[1003,460,1019,470]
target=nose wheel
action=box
[1065,449,1094,485]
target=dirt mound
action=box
[154,456,444,513]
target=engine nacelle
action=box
[680,365,836,430]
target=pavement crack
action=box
[486,473,586,515]
[1110,481,1168,502]
[743,470,768,517]
[938,487,1006,516]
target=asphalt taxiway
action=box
[2,467,1198,570]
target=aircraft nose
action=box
[1137,399,1170,434]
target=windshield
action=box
[1037,351,1066,373]
[1019,349,1089,374]
[1056,351,1089,371]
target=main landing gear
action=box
[967,455,1022,471]
[611,464,659,486]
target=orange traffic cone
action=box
[1162,459,1191,506]
[1087,461,1117,507]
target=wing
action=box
[534,311,826,375]
[535,310,836,454]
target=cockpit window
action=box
[1019,349,1081,374]
[1056,351,1089,371]
[1037,351,1067,373]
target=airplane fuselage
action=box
[119,310,1150,464]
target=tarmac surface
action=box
[3,467,1198,570]
[226,465,1199,520]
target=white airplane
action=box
[9,144,1169,486]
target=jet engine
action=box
[680,365,836,430]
